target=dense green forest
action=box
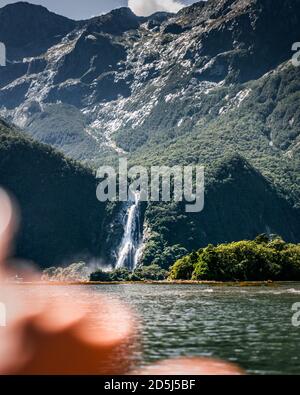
[169,235,300,282]
[140,155,300,269]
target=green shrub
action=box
[90,265,168,282]
[280,244,300,280]
[90,270,112,282]
[110,268,131,281]
[169,251,199,280]
[168,237,300,282]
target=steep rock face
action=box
[83,7,141,35]
[1,0,299,166]
[53,33,127,85]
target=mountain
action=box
[0,0,299,268]
[0,118,120,268]
[0,2,76,61]
[2,114,298,270]
[0,1,299,176]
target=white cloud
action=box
[128,0,185,16]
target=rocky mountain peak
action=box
[0,1,76,60]
[84,7,140,35]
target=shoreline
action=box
[6,280,300,287]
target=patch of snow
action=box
[165,91,182,103]
[218,88,251,115]
[177,118,184,127]
[86,34,97,41]
[289,117,295,126]
[234,88,251,107]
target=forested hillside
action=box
[0,118,118,267]
[141,155,300,269]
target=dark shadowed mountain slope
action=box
[0,118,117,268]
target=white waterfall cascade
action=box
[115,192,143,270]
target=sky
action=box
[0,0,199,19]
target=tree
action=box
[169,236,300,282]
[169,257,196,280]
[90,270,112,282]
[255,234,270,244]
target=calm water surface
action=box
[15,283,300,375]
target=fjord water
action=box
[16,283,300,374]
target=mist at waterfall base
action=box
[40,192,144,282]
[89,191,143,274]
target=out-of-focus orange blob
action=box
[0,292,136,375]
[0,188,245,376]
[137,357,244,375]
[0,189,17,269]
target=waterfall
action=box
[116,192,143,270]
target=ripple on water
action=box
[12,282,300,375]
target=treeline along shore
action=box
[12,234,297,284]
